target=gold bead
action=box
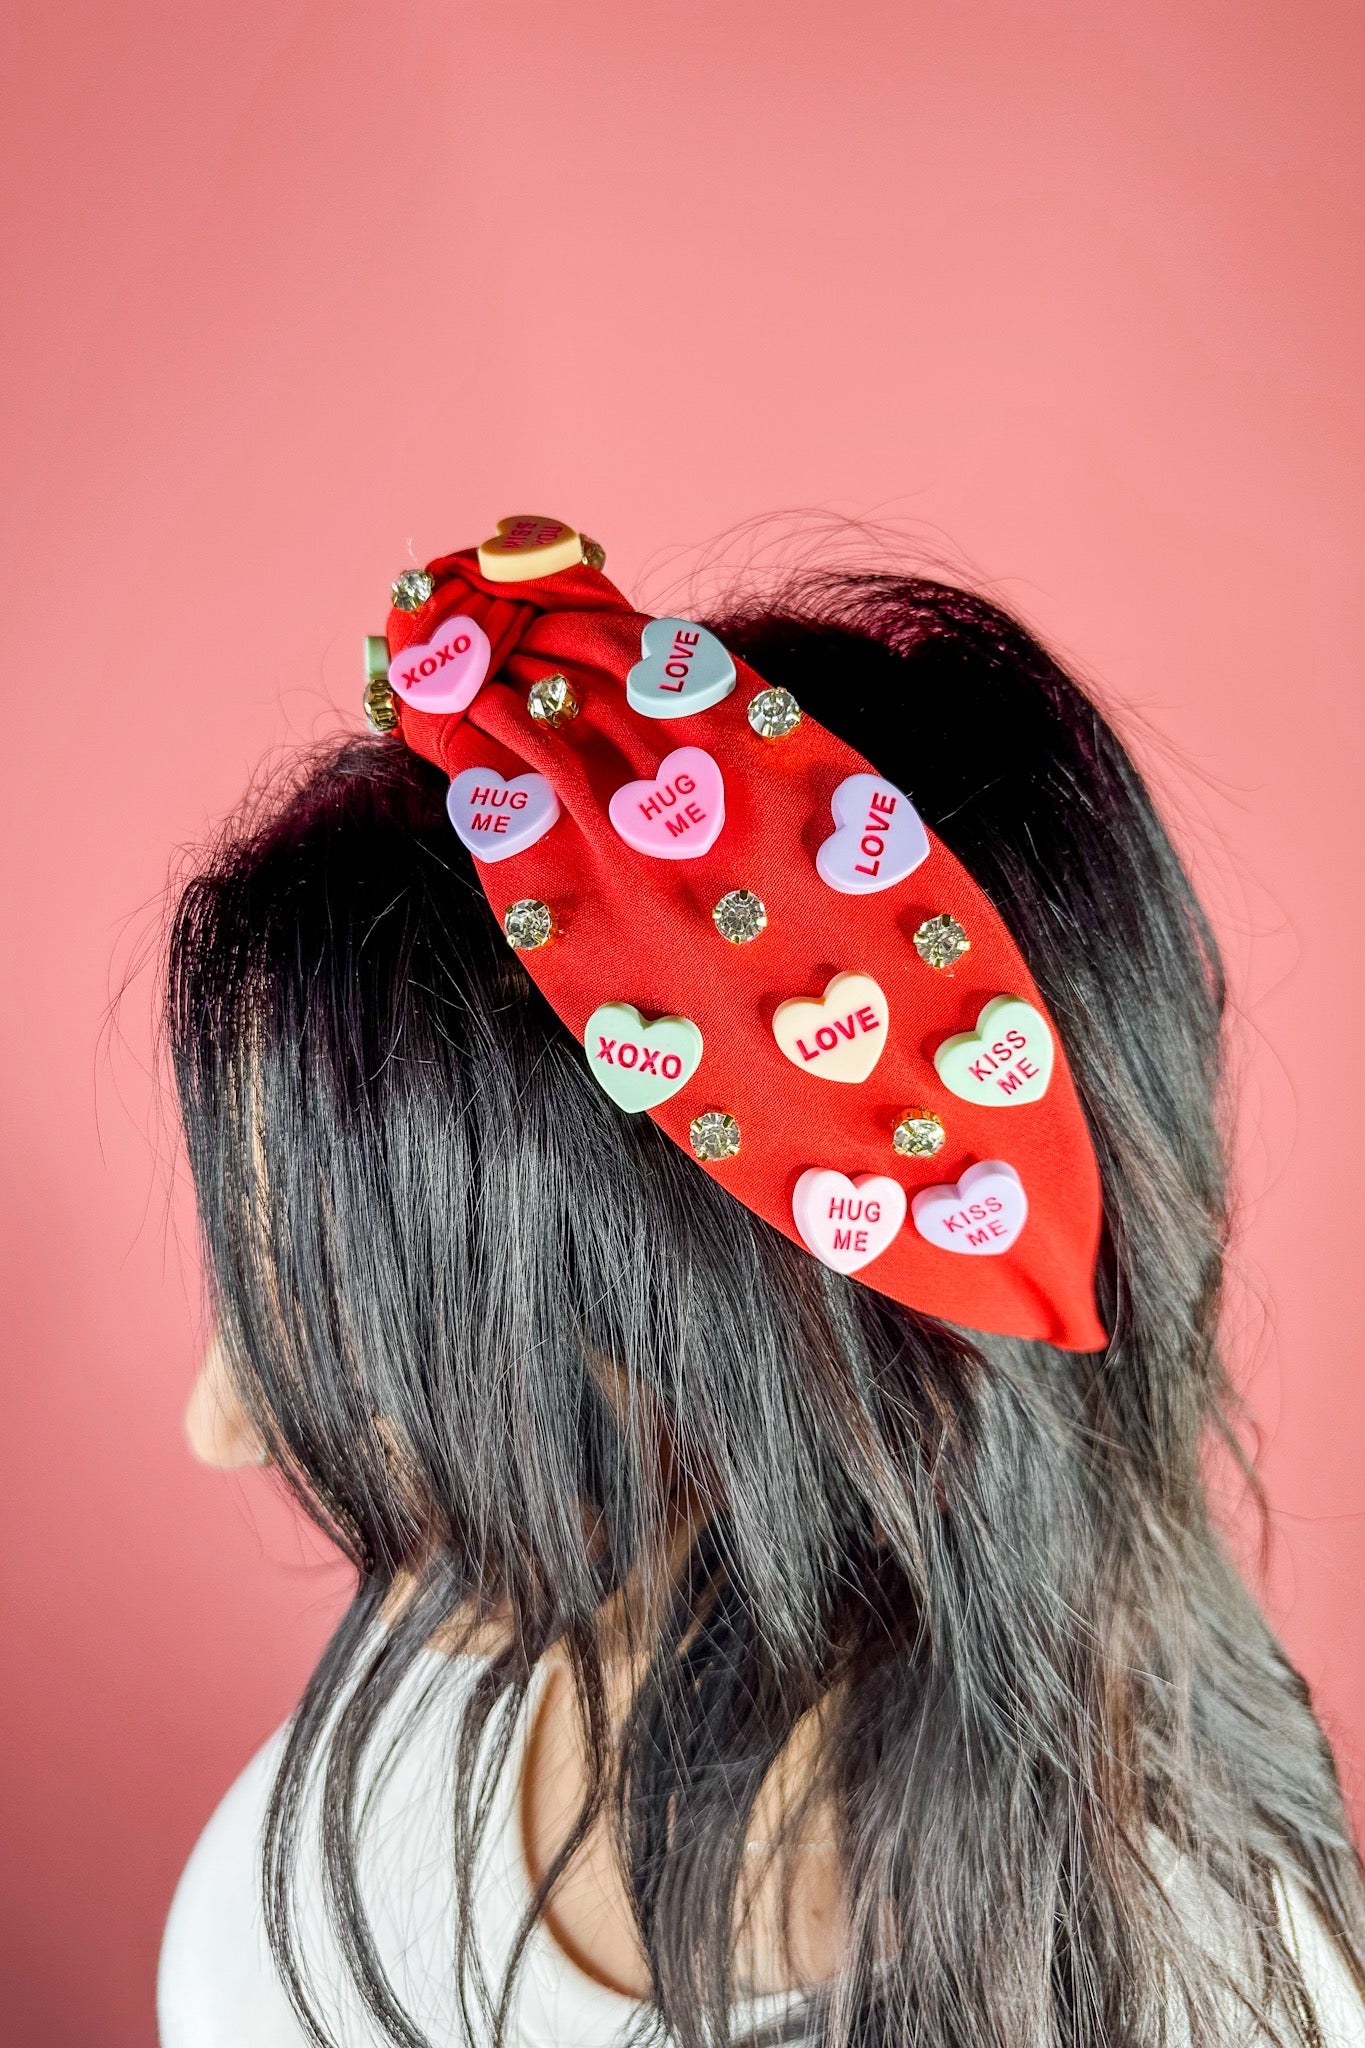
[362,638,398,731]
[527,673,580,728]
[747,686,802,739]
[913,914,971,970]
[712,890,767,943]
[580,535,607,571]
[503,899,556,950]
[690,1110,741,1161]
[390,567,435,612]
[892,1109,945,1159]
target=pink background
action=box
[2,3,1362,2039]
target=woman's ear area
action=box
[184,1329,266,1470]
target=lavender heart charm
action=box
[815,773,930,895]
[447,768,560,863]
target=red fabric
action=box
[388,549,1106,1351]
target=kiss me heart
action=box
[911,1160,1028,1256]
[792,1170,907,1275]
[625,618,736,721]
[772,972,888,1084]
[583,1003,703,1113]
[934,996,1053,1107]
[387,613,491,717]
[608,747,725,860]
[477,515,582,583]
[816,774,930,895]
[446,767,560,863]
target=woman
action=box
[158,522,1365,2048]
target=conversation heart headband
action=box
[364,515,1106,1351]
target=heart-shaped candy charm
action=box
[584,1003,703,1113]
[477,515,582,582]
[625,619,736,720]
[934,996,1053,1107]
[792,1169,907,1275]
[608,747,725,860]
[447,767,560,864]
[772,972,889,1084]
[911,1160,1028,1256]
[815,774,930,895]
[388,614,491,717]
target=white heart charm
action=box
[792,1169,907,1275]
[815,774,930,895]
[584,1003,703,1113]
[911,1160,1028,1256]
[626,618,736,720]
[934,996,1053,1107]
[446,768,560,863]
[387,613,491,716]
[772,972,888,1084]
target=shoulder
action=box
[1277,1870,1365,2048]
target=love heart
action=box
[815,774,930,895]
[911,1160,1028,1257]
[608,747,725,860]
[772,972,889,1084]
[625,618,736,721]
[934,996,1053,1107]
[477,514,582,583]
[387,614,491,717]
[446,767,560,864]
[584,1003,703,1113]
[792,1169,907,1276]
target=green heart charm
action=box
[584,1002,703,1113]
[934,995,1054,1107]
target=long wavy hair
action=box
[168,570,1365,2048]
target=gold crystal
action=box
[580,536,607,571]
[390,567,435,612]
[363,675,399,733]
[913,913,971,970]
[746,686,802,739]
[503,899,555,951]
[690,1110,741,1161]
[892,1110,945,1159]
[527,673,580,728]
[712,890,767,943]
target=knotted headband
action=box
[369,516,1106,1351]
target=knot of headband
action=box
[368,515,1106,1351]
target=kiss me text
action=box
[969,1027,1040,1097]
[940,1192,1009,1247]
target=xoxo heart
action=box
[815,773,930,896]
[477,514,582,583]
[608,747,725,860]
[584,1003,703,1113]
[446,767,560,864]
[772,972,889,1084]
[934,996,1053,1107]
[911,1160,1028,1257]
[626,618,736,721]
[792,1170,907,1276]
[388,613,491,717]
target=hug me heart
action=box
[792,1170,907,1275]
[911,1160,1028,1256]
[772,973,888,1084]
[608,747,725,860]
[387,614,492,717]
[934,996,1054,1107]
[446,768,560,863]
[584,1003,703,1113]
[625,619,736,720]
[816,774,930,895]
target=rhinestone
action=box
[527,673,580,728]
[712,890,767,944]
[580,536,607,571]
[690,1110,741,1162]
[747,686,802,740]
[390,567,435,613]
[892,1110,945,1159]
[503,899,555,951]
[913,913,971,970]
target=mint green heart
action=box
[584,1002,703,1113]
[934,995,1054,1107]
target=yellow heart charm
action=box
[772,972,889,1084]
[477,515,584,582]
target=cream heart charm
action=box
[772,972,888,1084]
[584,1003,703,1113]
[815,774,930,895]
[793,1170,907,1275]
[446,768,560,863]
[388,614,491,716]
[608,747,725,859]
[911,1160,1028,1256]
[934,996,1053,1106]
[626,619,736,720]
[477,514,582,582]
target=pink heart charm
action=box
[388,613,491,716]
[911,1160,1028,1256]
[607,746,725,860]
[446,767,560,864]
[815,773,930,895]
[792,1169,907,1275]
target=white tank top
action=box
[157,1649,1365,2048]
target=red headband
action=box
[373,517,1105,1352]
